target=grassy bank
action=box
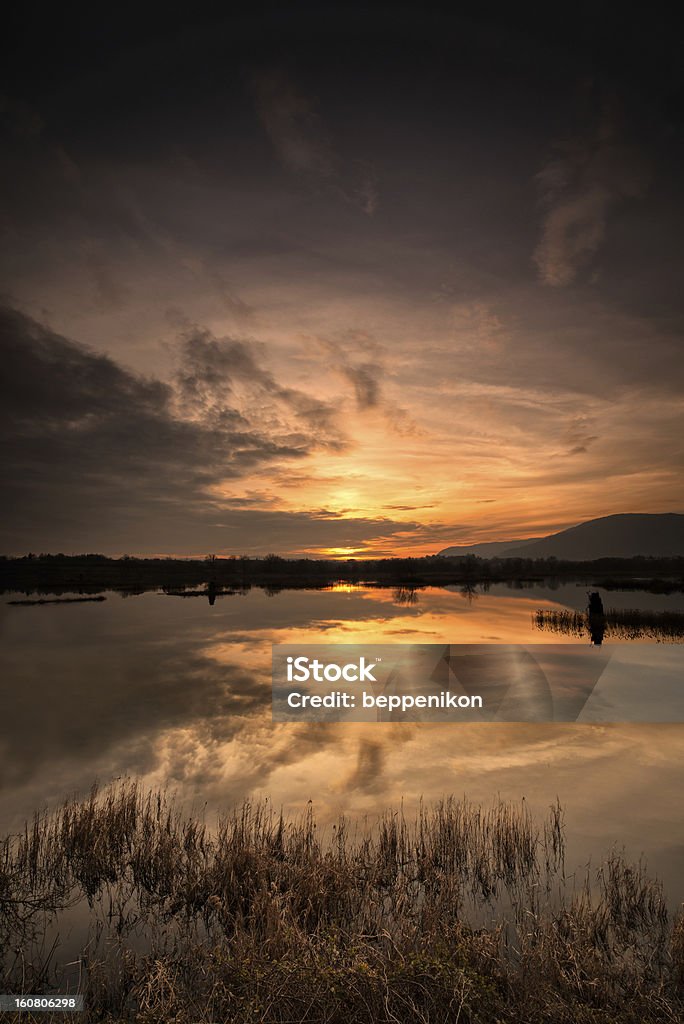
[1,782,682,1022]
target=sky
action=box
[1,6,683,557]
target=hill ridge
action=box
[438,513,684,560]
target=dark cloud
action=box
[0,308,293,546]
[0,306,312,497]
[174,325,344,440]
[312,335,422,437]
[174,328,275,418]
[342,362,382,410]
[0,307,423,554]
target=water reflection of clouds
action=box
[250,720,684,901]
[1,586,683,901]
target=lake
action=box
[1,580,683,904]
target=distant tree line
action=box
[1,551,683,597]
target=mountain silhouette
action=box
[439,513,684,560]
[437,537,542,558]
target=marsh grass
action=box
[534,607,684,641]
[1,781,682,1022]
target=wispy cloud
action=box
[533,106,649,286]
[561,415,599,456]
[341,362,382,410]
[251,69,335,180]
[311,332,422,436]
[251,69,378,214]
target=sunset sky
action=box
[2,7,683,557]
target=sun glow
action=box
[320,547,368,559]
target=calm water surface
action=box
[1,582,683,901]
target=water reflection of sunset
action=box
[2,585,684,905]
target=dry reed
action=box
[1,781,682,1022]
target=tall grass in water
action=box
[534,607,684,641]
[1,781,682,1022]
